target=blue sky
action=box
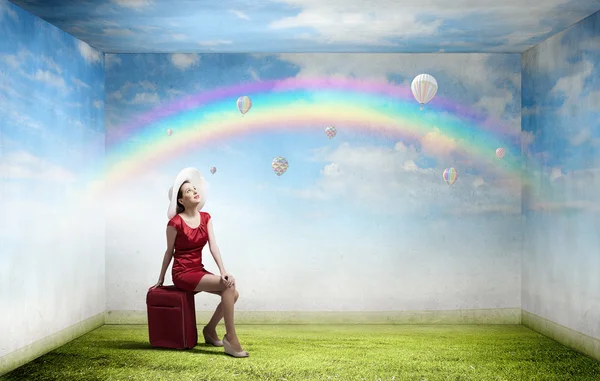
[1,0,598,242]
[2,0,598,221]
[522,10,600,214]
[0,0,104,191]
[104,51,524,226]
[6,0,600,53]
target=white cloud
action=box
[529,200,600,213]
[230,9,250,20]
[269,0,440,46]
[588,89,600,111]
[108,90,123,100]
[475,89,515,120]
[524,30,600,74]
[0,102,43,131]
[130,92,160,104]
[197,40,233,47]
[166,88,184,99]
[103,28,135,37]
[0,0,18,21]
[551,60,595,114]
[526,162,600,213]
[451,203,521,215]
[473,176,486,187]
[550,167,563,181]
[0,54,20,69]
[41,56,62,75]
[0,80,18,105]
[569,129,592,146]
[579,36,600,52]
[110,0,152,10]
[0,151,77,182]
[268,0,595,49]
[248,68,260,81]
[171,34,188,40]
[521,130,535,146]
[33,69,67,90]
[169,54,199,70]
[281,142,519,215]
[77,41,102,65]
[2,50,72,92]
[124,80,155,92]
[521,105,541,116]
[419,127,459,160]
[105,54,122,70]
[107,80,158,105]
[503,27,553,47]
[68,26,89,35]
[134,25,161,33]
[72,77,91,90]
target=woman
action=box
[152,167,249,358]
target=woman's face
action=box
[178,182,201,207]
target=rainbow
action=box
[104,77,529,190]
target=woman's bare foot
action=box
[224,333,245,353]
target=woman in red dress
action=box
[152,167,248,358]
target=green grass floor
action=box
[2,324,600,381]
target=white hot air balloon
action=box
[411,74,438,110]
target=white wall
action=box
[105,170,522,313]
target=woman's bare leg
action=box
[205,290,239,330]
[194,275,245,352]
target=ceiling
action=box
[7,0,600,53]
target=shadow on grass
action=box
[95,339,228,356]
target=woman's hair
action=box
[176,180,190,214]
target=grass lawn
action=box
[2,324,599,380]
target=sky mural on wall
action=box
[7,0,600,53]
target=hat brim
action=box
[167,167,207,220]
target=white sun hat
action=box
[167,167,207,220]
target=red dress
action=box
[167,211,214,292]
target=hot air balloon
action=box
[325,126,337,139]
[167,128,173,136]
[496,148,505,159]
[272,156,288,177]
[210,166,217,175]
[443,167,458,186]
[411,74,438,110]
[237,96,252,116]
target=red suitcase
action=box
[146,286,198,349]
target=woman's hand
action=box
[151,278,164,289]
[221,273,235,288]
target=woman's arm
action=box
[154,225,177,286]
[207,220,227,275]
